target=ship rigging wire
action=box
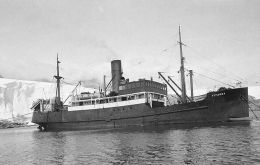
[184,44,245,82]
[190,65,238,82]
[61,78,81,86]
[159,36,245,88]
[190,70,235,88]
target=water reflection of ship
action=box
[31,131,66,164]
[108,129,173,164]
[181,124,255,164]
[31,27,249,131]
[27,122,255,164]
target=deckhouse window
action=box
[128,95,133,100]
[138,93,144,99]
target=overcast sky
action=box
[0,0,259,91]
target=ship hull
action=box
[32,87,249,131]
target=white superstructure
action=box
[68,92,167,111]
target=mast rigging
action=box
[54,54,63,109]
[178,26,187,103]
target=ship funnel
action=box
[111,60,122,93]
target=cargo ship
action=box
[31,27,249,130]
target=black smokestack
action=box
[111,60,122,93]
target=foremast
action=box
[54,54,63,111]
[178,26,187,103]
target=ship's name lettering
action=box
[212,92,225,97]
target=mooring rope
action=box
[240,95,259,120]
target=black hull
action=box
[32,87,249,131]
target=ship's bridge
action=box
[119,79,167,95]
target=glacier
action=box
[0,78,95,122]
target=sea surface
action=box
[0,121,260,165]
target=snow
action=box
[248,86,260,99]
[0,78,95,121]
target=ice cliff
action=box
[0,78,94,122]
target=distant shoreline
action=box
[0,121,36,129]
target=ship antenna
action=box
[178,26,187,103]
[54,53,63,108]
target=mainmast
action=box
[178,26,187,103]
[54,54,62,107]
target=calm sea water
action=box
[0,121,259,165]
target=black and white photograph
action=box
[0,0,259,164]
